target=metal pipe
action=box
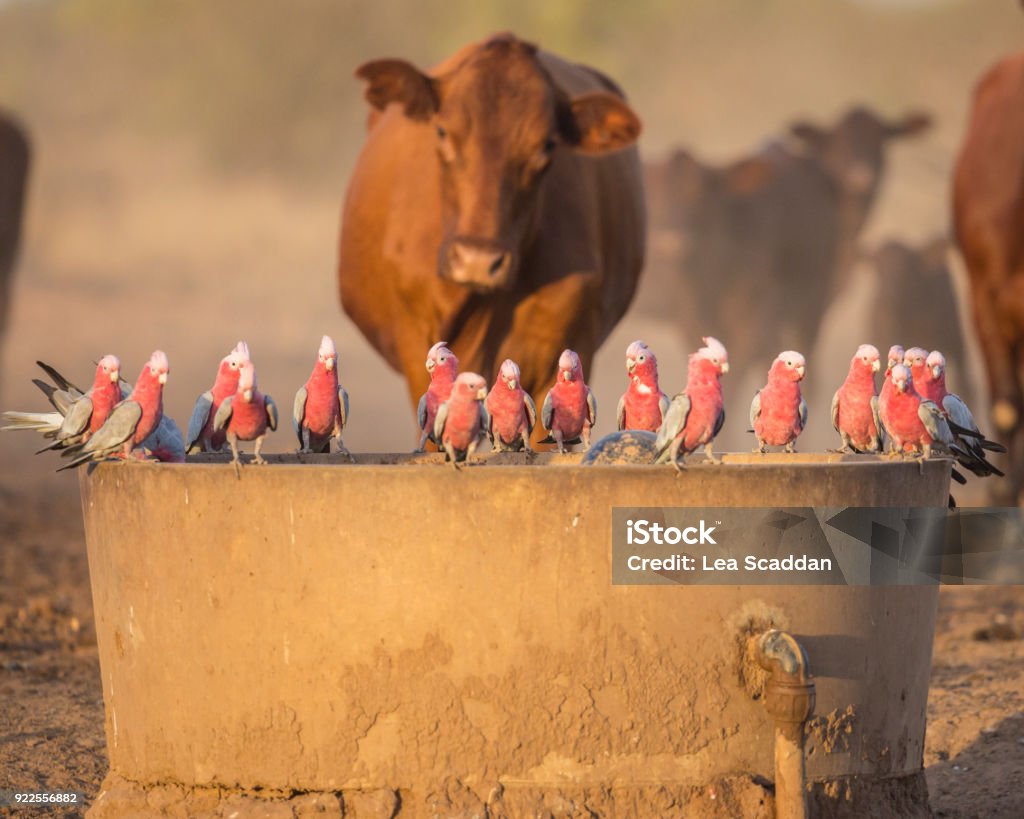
[755,629,816,819]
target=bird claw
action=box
[232,459,241,480]
[253,455,267,465]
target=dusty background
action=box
[1,0,1023,816]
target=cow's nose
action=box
[446,240,512,288]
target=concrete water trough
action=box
[80,453,950,818]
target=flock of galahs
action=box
[1,335,350,476]
[0,333,1006,481]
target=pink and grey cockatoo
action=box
[617,340,670,433]
[831,344,883,453]
[213,360,278,475]
[921,350,1005,476]
[876,363,960,460]
[185,341,250,453]
[416,341,459,451]
[654,336,729,469]
[293,335,350,454]
[902,347,930,396]
[485,359,536,452]
[434,372,489,467]
[751,351,808,453]
[59,351,170,470]
[541,349,597,453]
[878,344,905,452]
[2,356,122,450]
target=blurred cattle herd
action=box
[1,34,1023,502]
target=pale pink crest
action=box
[238,360,256,392]
[319,335,337,360]
[697,336,728,365]
[558,349,582,379]
[855,344,880,362]
[891,363,910,390]
[887,345,905,367]
[903,347,928,366]
[499,359,521,385]
[626,340,649,360]
[148,350,169,375]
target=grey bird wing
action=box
[942,393,979,435]
[654,392,691,460]
[213,396,234,433]
[36,361,82,395]
[58,395,95,440]
[185,391,214,451]
[433,400,449,443]
[713,405,726,439]
[799,395,808,430]
[830,390,840,433]
[870,395,885,450]
[292,385,308,445]
[616,393,626,431]
[524,392,537,434]
[919,400,952,445]
[417,392,428,432]
[265,395,279,432]
[338,386,349,428]
[659,393,671,425]
[586,388,597,426]
[81,401,142,456]
[541,390,554,433]
[749,390,762,430]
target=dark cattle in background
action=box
[338,34,645,439]
[641,106,931,378]
[953,51,1024,503]
[0,111,30,341]
[862,237,971,407]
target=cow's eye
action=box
[544,136,557,153]
[436,125,446,139]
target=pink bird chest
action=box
[755,381,803,446]
[229,395,269,441]
[624,383,664,432]
[444,398,482,450]
[303,374,341,435]
[551,381,589,437]
[486,389,528,444]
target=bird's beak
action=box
[626,358,636,374]
[506,378,516,390]
[795,365,805,378]
[477,387,487,400]
[932,365,942,379]
[110,370,119,382]
[326,357,335,371]
[158,373,167,385]
[243,388,253,402]
[426,359,435,372]
[872,360,880,373]
[562,370,570,381]
[721,362,730,374]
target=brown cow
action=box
[642,107,931,366]
[338,34,644,437]
[953,51,1024,502]
[0,111,30,341]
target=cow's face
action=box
[789,107,931,233]
[356,35,641,292]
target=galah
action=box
[617,340,670,433]
[185,341,250,453]
[877,363,956,459]
[59,351,170,470]
[434,372,489,467]
[485,359,536,452]
[416,341,459,451]
[541,349,597,453]
[654,336,729,469]
[831,344,883,453]
[922,350,1005,476]
[213,360,278,474]
[878,344,905,452]
[902,347,931,398]
[751,351,808,453]
[2,356,124,451]
[293,335,350,454]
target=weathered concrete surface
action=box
[80,454,948,817]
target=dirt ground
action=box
[0,471,1021,819]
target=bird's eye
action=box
[786,360,793,367]
[638,354,646,362]
[231,361,238,369]
[436,125,446,139]
[439,355,447,363]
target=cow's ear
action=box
[561,92,641,154]
[355,59,438,122]
[885,111,932,139]
[789,121,828,153]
